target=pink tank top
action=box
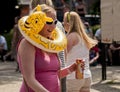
[18,47,60,92]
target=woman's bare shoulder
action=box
[67,32,79,46]
[18,39,35,52]
[68,32,79,40]
[67,32,78,38]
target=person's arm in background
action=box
[89,52,99,64]
[11,24,17,49]
[110,44,120,51]
[89,45,99,64]
[18,39,49,92]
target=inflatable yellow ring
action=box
[18,5,67,53]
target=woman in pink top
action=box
[17,6,77,92]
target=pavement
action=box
[0,61,120,92]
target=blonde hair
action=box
[65,11,97,49]
[40,4,56,15]
[31,0,54,9]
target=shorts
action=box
[67,77,92,92]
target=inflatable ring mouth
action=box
[18,5,67,53]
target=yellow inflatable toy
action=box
[18,5,67,53]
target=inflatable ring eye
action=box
[46,21,53,25]
[18,5,67,53]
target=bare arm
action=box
[110,44,120,51]
[89,52,99,64]
[18,39,49,92]
[59,62,76,79]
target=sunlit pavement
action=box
[0,61,120,92]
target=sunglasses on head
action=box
[46,20,58,25]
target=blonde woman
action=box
[40,4,67,92]
[17,7,77,92]
[63,11,97,92]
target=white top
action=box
[0,35,7,50]
[95,28,101,40]
[66,35,91,79]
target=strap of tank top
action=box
[16,37,24,51]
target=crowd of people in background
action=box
[0,0,120,92]
[0,0,119,68]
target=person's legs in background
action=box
[61,77,67,92]
[0,49,7,62]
